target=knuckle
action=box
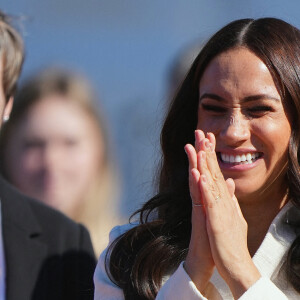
[212,173,219,181]
[209,184,217,192]
[212,172,223,182]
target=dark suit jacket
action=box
[0,176,96,300]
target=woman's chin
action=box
[233,184,261,203]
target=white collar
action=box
[210,201,298,298]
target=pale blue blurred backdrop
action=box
[2,1,300,217]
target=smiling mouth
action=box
[217,152,263,164]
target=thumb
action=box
[226,178,244,219]
[225,177,235,198]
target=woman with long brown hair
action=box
[94,17,300,299]
[0,67,121,256]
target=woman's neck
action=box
[239,186,289,257]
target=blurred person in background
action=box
[0,67,121,256]
[0,10,95,300]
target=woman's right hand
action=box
[184,130,215,292]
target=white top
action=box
[94,202,300,299]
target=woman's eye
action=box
[201,104,227,113]
[247,106,273,114]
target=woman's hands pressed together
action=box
[184,130,261,299]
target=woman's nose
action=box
[219,113,250,145]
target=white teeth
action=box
[221,154,227,162]
[246,153,252,162]
[235,156,241,163]
[220,152,260,164]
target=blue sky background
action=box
[2,1,300,217]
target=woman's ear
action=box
[3,96,13,122]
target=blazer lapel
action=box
[0,177,47,300]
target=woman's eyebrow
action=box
[242,94,280,103]
[199,93,280,102]
[199,93,224,102]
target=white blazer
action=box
[94,202,300,299]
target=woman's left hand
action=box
[196,130,261,299]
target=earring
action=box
[3,115,9,122]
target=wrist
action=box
[222,259,261,299]
[184,257,214,293]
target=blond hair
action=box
[0,10,24,101]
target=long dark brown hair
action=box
[107,18,300,299]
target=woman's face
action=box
[197,47,291,202]
[5,95,104,217]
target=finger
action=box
[197,151,220,201]
[225,178,244,219]
[203,138,222,179]
[203,133,219,177]
[197,145,219,192]
[207,132,216,150]
[191,168,200,184]
[225,178,235,199]
[195,130,205,153]
[199,174,220,211]
[185,144,205,208]
[190,168,203,208]
[202,138,228,198]
[197,150,213,184]
[185,144,197,171]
